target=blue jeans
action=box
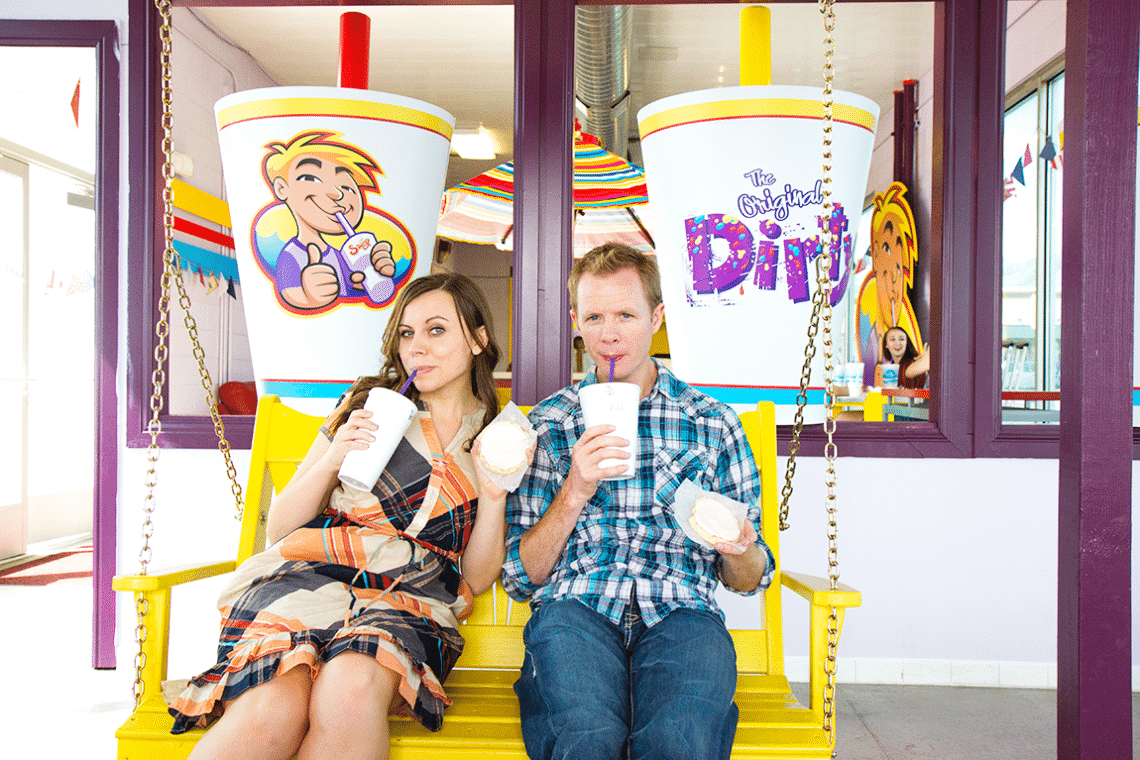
[514,598,738,760]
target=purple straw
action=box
[399,369,418,395]
[608,357,615,383]
[335,211,355,237]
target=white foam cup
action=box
[881,363,900,389]
[338,387,418,491]
[579,382,640,480]
[636,85,879,423]
[844,362,865,395]
[214,86,453,415]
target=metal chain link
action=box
[131,0,245,707]
[154,6,245,519]
[817,0,842,747]
[777,271,826,531]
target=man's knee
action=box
[520,701,629,760]
[630,697,738,760]
[554,707,628,759]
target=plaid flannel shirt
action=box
[503,361,775,627]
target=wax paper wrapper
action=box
[474,401,537,493]
[671,479,751,550]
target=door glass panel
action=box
[0,158,28,559]
[0,44,96,545]
[26,164,95,535]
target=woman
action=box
[170,273,522,760]
[874,325,930,389]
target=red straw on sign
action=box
[338,12,371,89]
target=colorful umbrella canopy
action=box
[437,130,654,256]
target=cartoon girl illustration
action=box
[253,131,416,313]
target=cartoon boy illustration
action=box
[857,181,923,383]
[261,131,397,311]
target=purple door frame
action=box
[1057,1,1138,757]
[0,19,121,669]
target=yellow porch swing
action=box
[112,1,860,758]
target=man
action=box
[502,243,775,760]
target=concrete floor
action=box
[2,557,1135,759]
[824,683,1059,759]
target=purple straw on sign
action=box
[335,211,356,237]
[608,357,615,383]
[400,369,418,395]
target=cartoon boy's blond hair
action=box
[871,181,918,288]
[262,131,383,193]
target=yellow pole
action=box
[740,6,772,86]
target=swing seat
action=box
[113,395,859,759]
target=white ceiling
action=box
[193,2,936,190]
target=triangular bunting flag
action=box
[70,79,80,128]
[1039,136,1057,163]
[1023,144,1033,166]
[226,277,236,298]
[1011,157,1025,186]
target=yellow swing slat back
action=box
[112,396,859,759]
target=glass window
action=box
[1000,92,1039,390]
[132,0,1002,458]
[1000,63,1064,424]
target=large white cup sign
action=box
[638,85,879,422]
[216,87,454,414]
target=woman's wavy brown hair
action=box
[327,273,501,449]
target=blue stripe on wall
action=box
[262,380,353,399]
[693,385,825,405]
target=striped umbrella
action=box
[437,130,654,256]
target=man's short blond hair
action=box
[568,243,661,313]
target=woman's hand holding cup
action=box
[326,408,378,469]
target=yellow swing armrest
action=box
[112,559,237,592]
[781,571,861,727]
[781,571,861,608]
[111,560,237,710]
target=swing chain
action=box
[132,0,246,707]
[154,0,245,520]
[777,267,826,531]
[817,0,842,744]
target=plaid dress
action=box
[168,405,485,734]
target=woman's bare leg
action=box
[186,664,312,760]
[300,651,400,760]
